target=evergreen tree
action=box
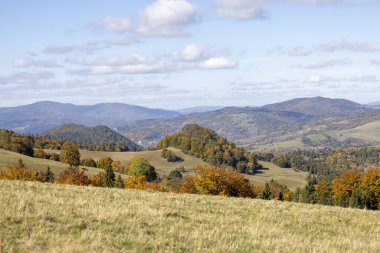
[44,166,55,183]
[115,175,124,189]
[262,182,271,200]
[302,178,316,204]
[278,191,284,201]
[104,164,115,188]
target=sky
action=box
[0,0,379,109]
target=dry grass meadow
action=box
[0,180,379,253]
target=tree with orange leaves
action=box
[56,166,89,186]
[331,170,360,207]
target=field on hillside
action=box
[45,148,206,177]
[0,149,105,176]
[252,138,307,153]
[248,161,308,190]
[1,148,307,189]
[329,120,380,142]
[0,180,379,252]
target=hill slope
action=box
[1,180,379,252]
[0,101,180,133]
[119,97,374,148]
[42,124,141,151]
[262,96,367,117]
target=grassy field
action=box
[0,149,104,176]
[329,120,380,142]
[252,138,307,153]
[0,148,307,189]
[45,148,206,177]
[248,161,308,190]
[0,180,379,253]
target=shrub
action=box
[182,165,254,198]
[49,153,60,161]
[60,142,80,166]
[0,165,37,181]
[124,175,147,190]
[81,158,97,168]
[89,172,105,187]
[127,157,158,182]
[34,148,49,159]
[56,167,89,186]
[97,156,113,169]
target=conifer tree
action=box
[262,182,271,200]
[44,166,55,183]
[302,178,316,204]
[115,175,124,189]
[104,164,115,188]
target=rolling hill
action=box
[0,147,306,190]
[42,124,141,151]
[262,96,367,117]
[1,180,379,252]
[0,101,180,133]
[119,97,376,148]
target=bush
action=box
[56,167,89,186]
[97,156,113,169]
[60,142,80,166]
[49,153,60,161]
[89,172,106,187]
[127,157,158,182]
[124,175,147,190]
[0,165,37,181]
[81,158,97,168]
[181,165,254,198]
[34,148,49,159]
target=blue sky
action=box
[1,0,379,109]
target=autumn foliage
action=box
[56,166,89,186]
[179,165,254,197]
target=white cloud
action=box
[287,0,343,4]
[0,71,55,84]
[101,16,134,32]
[13,58,62,68]
[98,0,198,37]
[69,55,172,75]
[199,57,237,69]
[318,39,380,53]
[304,74,378,84]
[174,44,208,62]
[275,39,380,57]
[214,0,265,20]
[296,58,353,69]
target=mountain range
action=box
[118,97,378,148]
[0,101,180,133]
[1,97,378,150]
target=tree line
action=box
[0,129,133,154]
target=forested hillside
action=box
[42,124,141,151]
[157,124,261,174]
[119,97,379,149]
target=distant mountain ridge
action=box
[262,96,367,117]
[42,124,141,151]
[118,97,374,147]
[177,106,224,114]
[0,101,180,133]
